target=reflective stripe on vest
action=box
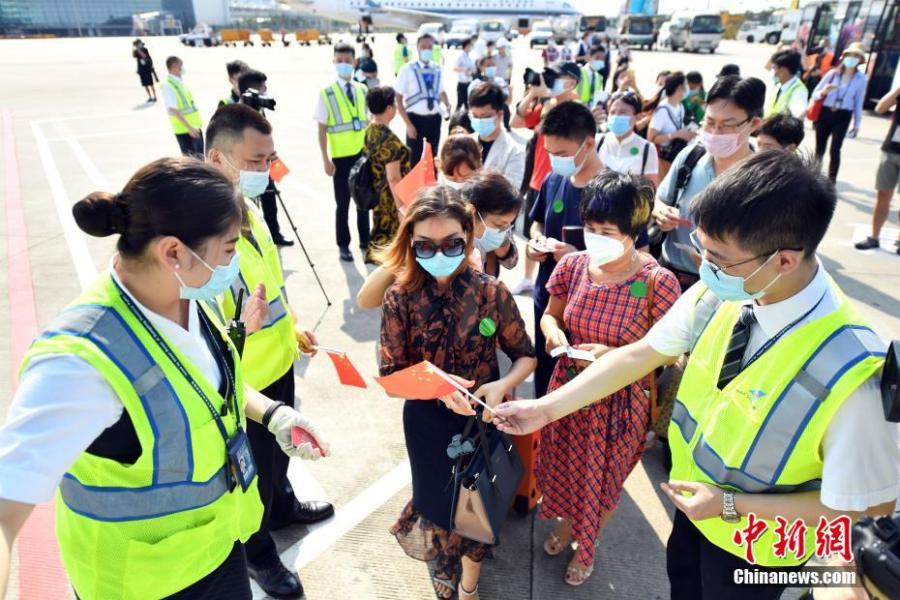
[324,85,366,134]
[767,77,804,116]
[230,274,288,330]
[675,325,886,493]
[168,76,198,115]
[404,63,441,108]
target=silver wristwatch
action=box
[721,490,740,523]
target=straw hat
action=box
[841,41,867,61]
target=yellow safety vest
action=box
[394,43,409,75]
[222,200,297,391]
[765,77,806,117]
[23,272,262,599]
[577,66,604,106]
[669,280,886,567]
[166,75,202,134]
[431,44,443,64]
[322,80,367,158]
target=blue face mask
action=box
[416,252,465,278]
[470,115,496,138]
[698,252,781,302]
[591,59,605,72]
[222,154,269,199]
[176,250,240,301]
[551,79,567,96]
[685,88,698,98]
[419,48,433,62]
[475,212,510,254]
[484,66,497,78]
[335,62,354,80]
[607,114,632,136]
[549,139,587,177]
[843,56,860,69]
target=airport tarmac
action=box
[0,33,898,600]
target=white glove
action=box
[266,406,330,460]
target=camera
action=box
[240,88,276,111]
[523,67,558,90]
[852,514,900,599]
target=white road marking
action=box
[32,111,147,125]
[30,121,97,288]
[65,136,111,189]
[45,128,159,142]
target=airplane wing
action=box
[373,4,449,20]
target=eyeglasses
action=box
[700,116,751,135]
[411,238,466,259]
[690,231,802,277]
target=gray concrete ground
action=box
[0,33,897,600]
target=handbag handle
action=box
[645,267,662,427]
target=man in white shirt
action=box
[395,33,451,167]
[454,37,476,109]
[495,151,898,598]
[161,55,203,156]
[468,81,525,189]
[494,38,513,83]
[766,48,810,120]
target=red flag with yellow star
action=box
[323,349,367,388]
[374,360,458,399]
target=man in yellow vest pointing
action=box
[162,56,204,157]
[494,152,899,598]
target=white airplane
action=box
[292,0,581,32]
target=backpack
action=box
[647,144,706,257]
[349,126,392,211]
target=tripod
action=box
[266,187,332,306]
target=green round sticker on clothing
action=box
[552,199,565,214]
[479,317,497,337]
[629,146,640,156]
[630,280,648,298]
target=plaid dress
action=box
[536,252,680,567]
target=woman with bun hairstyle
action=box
[0,157,329,599]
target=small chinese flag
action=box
[324,349,367,388]
[269,158,290,183]
[374,360,458,400]
[393,139,436,209]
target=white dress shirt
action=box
[312,77,359,125]
[0,267,220,504]
[772,75,810,120]
[646,261,899,512]
[598,131,660,177]
[455,52,475,84]
[395,60,445,116]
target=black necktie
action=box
[345,82,353,102]
[775,86,782,102]
[717,305,757,389]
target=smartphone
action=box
[562,226,586,251]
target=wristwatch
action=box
[721,490,741,523]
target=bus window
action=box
[867,0,900,104]
[692,14,722,33]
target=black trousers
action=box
[667,510,805,600]
[456,81,470,109]
[407,112,443,169]
[175,132,204,157]
[333,153,370,249]
[814,107,853,182]
[259,177,283,240]
[244,368,295,568]
[532,300,553,398]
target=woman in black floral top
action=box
[364,86,411,263]
[377,186,536,600]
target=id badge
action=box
[352,117,362,131]
[227,428,257,491]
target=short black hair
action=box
[417,33,435,45]
[468,81,505,112]
[206,103,273,151]
[580,171,654,238]
[758,113,805,148]
[165,56,181,70]
[334,43,355,56]
[706,75,766,118]
[226,60,248,78]
[461,171,522,215]
[448,108,473,134]
[366,86,396,115]
[686,70,703,85]
[608,90,642,114]
[590,44,606,56]
[237,69,267,94]
[717,63,741,77]
[770,48,803,75]
[691,151,834,259]
[663,71,686,96]
[542,100,596,141]
[396,32,406,43]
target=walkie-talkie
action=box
[228,288,247,357]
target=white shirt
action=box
[0,268,220,504]
[598,131,660,177]
[395,60,445,115]
[313,77,359,125]
[455,52,475,84]
[161,74,184,111]
[646,262,899,512]
[649,100,685,137]
[774,75,810,120]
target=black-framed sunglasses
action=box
[411,238,466,259]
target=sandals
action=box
[543,520,572,556]
[458,583,480,599]
[564,556,595,587]
[432,576,454,599]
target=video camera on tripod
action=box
[240,88,276,112]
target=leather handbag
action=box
[449,415,523,545]
[806,69,837,123]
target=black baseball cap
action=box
[717,63,740,77]
[555,61,582,83]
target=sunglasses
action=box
[411,238,466,259]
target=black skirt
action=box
[138,70,154,86]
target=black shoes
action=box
[339,247,353,262]
[248,560,305,599]
[273,236,294,247]
[855,236,880,250]
[290,500,335,525]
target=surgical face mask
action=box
[484,66,497,78]
[583,232,626,265]
[438,172,465,189]
[222,154,270,198]
[416,252,465,278]
[698,252,781,302]
[335,62,354,80]
[549,139,588,177]
[607,114,632,136]
[175,249,240,301]
[475,212,510,254]
[551,78,570,96]
[591,59,605,72]
[685,88,698,99]
[470,115,497,138]
[420,48,433,62]
[843,56,860,69]
[699,127,745,159]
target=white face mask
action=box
[438,172,465,190]
[583,231,626,265]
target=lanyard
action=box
[741,291,827,372]
[114,279,238,442]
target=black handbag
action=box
[349,125,391,211]
[448,414,524,545]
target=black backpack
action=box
[350,126,391,211]
[647,144,706,257]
